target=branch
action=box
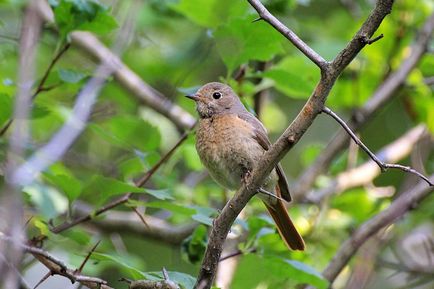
[73,202,197,245]
[293,12,434,199]
[1,1,42,287]
[50,131,190,234]
[248,0,327,69]
[0,43,70,137]
[312,175,434,287]
[9,0,139,187]
[34,1,196,131]
[194,1,394,288]
[322,107,432,185]
[0,234,114,289]
[307,125,429,203]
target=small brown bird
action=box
[186,82,305,250]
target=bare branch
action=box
[50,131,191,234]
[1,1,42,287]
[194,1,394,288]
[308,125,429,203]
[293,12,434,199]
[321,107,433,185]
[248,0,327,69]
[9,0,140,187]
[0,234,114,289]
[313,175,434,287]
[34,1,196,131]
[72,203,197,245]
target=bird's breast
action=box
[196,114,264,190]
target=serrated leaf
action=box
[215,16,284,73]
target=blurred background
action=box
[0,0,433,288]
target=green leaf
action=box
[172,0,248,28]
[181,225,208,264]
[52,0,118,39]
[144,189,174,200]
[145,201,196,216]
[263,56,317,99]
[78,8,118,35]
[58,68,87,83]
[23,182,68,219]
[143,271,196,289]
[0,93,12,126]
[82,175,144,204]
[98,116,161,152]
[44,173,82,202]
[91,252,146,279]
[214,15,284,73]
[191,206,217,226]
[182,143,203,171]
[232,254,328,289]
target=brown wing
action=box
[237,112,292,202]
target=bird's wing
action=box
[237,112,292,202]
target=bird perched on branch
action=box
[186,82,305,250]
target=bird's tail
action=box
[263,187,305,251]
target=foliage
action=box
[0,0,432,289]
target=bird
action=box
[186,82,305,251]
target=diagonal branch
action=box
[322,107,433,186]
[194,1,394,288]
[34,0,196,131]
[248,0,327,70]
[307,125,429,203]
[0,234,114,289]
[50,130,191,234]
[293,12,434,199]
[312,175,434,287]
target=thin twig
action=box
[248,0,327,69]
[322,107,433,186]
[76,240,101,273]
[219,248,257,262]
[0,43,70,138]
[51,130,191,234]
[293,12,434,199]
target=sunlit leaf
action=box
[215,15,284,73]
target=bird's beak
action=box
[185,94,200,101]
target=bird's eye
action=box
[212,91,222,99]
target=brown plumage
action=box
[186,82,305,251]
